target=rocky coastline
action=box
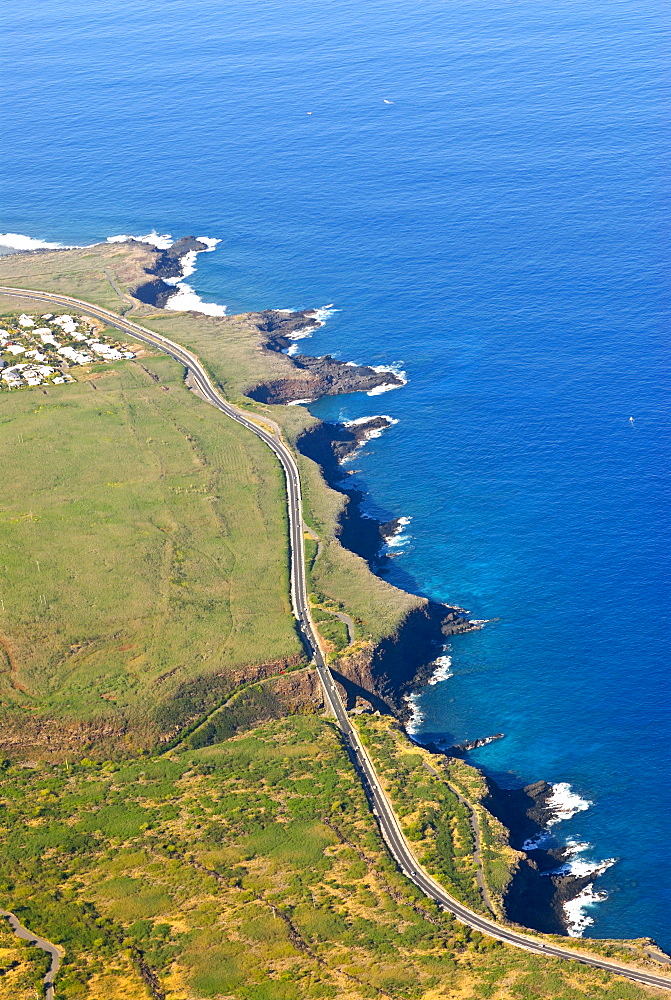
[133,236,211,307]
[247,318,599,939]
[247,308,405,402]
[132,242,601,938]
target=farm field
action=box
[0,714,660,1000]
[0,351,302,751]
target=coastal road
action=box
[2,286,670,995]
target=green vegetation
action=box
[0,352,302,751]
[0,243,423,649]
[355,716,485,911]
[0,917,50,999]
[0,716,662,1000]
[0,248,667,1000]
[310,610,349,656]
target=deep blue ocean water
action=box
[2,0,668,945]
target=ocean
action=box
[2,0,668,945]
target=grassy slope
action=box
[0,352,301,746]
[0,715,664,1000]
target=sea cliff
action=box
[0,237,604,939]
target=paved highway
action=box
[2,285,669,994]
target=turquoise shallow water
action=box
[2,0,669,944]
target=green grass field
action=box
[0,715,663,1000]
[0,244,422,652]
[0,351,302,749]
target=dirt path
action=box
[421,761,496,915]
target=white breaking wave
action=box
[343,414,397,429]
[549,856,616,879]
[340,415,398,463]
[427,654,453,685]
[404,692,425,735]
[281,304,338,351]
[286,327,317,342]
[0,228,228,315]
[343,360,407,395]
[313,303,339,323]
[546,782,593,825]
[522,831,555,852]
[174,237,220,281]
[165,249,200,282]
[106,231,174,249]
[196,236,221,251]
[564,837,591,854]
[386,515,412,549]
[107,231,226,315]
[367,363,408,395]
[164,282,227,316]
[287,398,315,406]
[108,233,227,314]
[0,232,66,250]
[564,884,609,937]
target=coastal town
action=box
[0,311,136,390]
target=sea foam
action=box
[426,654,453,685]
[340,414,398,462]
[0,232,66,250]
[563,884,609,937]
[546,782,593,825]
[521,831,556,852]
[106,231,173,249]
[279,304,339,352]
[366,363,408,395]
[549,856,616,879]
[163,282,227,316]
[404,691,425,735]
[107,231,227,315]
[385,515,412,549]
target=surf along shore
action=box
[0,235,658,950]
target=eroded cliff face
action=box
[331,601,473,718]
[482,780,596,935]
[0,654,308,759]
